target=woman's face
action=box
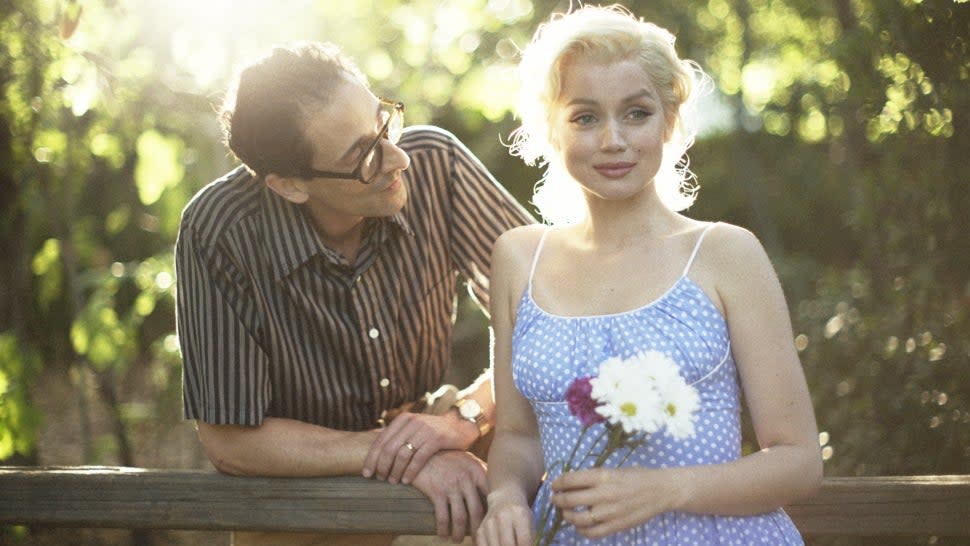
[550,54,669,204]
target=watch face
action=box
[459,399,482,420]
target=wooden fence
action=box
[1,467,969,536]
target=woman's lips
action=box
[594,162,636,179]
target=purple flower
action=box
[565,376,605,427]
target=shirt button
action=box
[379,378,390,388]
[368,328,380,339]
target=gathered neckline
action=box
[525,275,723,321]
[523,223,719,320]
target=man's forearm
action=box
[197,417,380,477]
[458,372,495,426]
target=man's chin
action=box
[372,185,407,217]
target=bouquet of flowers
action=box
[534,350,700,546]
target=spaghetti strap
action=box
[682,222,718,277]
[527,228,553,295]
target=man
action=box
[175,41,534,546]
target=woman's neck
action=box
[579,192,680,250]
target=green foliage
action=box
[0,334,41,460]
[68,256,175,372]
[0,0,196,465]
[798,264,969,476]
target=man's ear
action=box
[265,173,309,204]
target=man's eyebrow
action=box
[338,102,384,162]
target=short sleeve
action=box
[445,132,536,311]
[175,225,271,425]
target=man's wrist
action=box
[453,397,492,439]
[447,408,481,447]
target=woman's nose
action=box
[600,119,626,151]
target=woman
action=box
[477,5,821,545]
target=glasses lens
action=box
[361,105,403,183]
[388,107,403,144]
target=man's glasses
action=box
[299,98,405,184]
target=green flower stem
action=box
[616,431,648,467]
[534,425,611,546]
[535,427,651,545]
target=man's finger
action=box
[400,443,432,484]
[448,493,468,543]
[385,441,418,483]
[462,477,485,534]
[432,495,450,539]
[363,419,406,477]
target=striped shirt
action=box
[176,126,534,431]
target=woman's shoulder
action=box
[698,221,766,262]
[495,224,549,253]
[694,221,779,291]
[493,225,549,276]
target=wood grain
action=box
[2,468,969,536]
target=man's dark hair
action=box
[220,41,367,177]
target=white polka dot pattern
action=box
[510,231,805,545]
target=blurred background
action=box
[0,0,967,545]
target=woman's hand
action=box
[551,467,683,539]
[363,411,476,485]
[475,490,535,546]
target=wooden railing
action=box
[1,467,969,536]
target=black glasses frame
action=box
[298,98,405,184]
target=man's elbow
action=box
[203,445,250,476]
[197,422,254,476]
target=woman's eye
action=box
[628,109,651,121]
[572,113,596,125]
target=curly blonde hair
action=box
[510,4,707,224]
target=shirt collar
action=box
[386,209,414,237]
[261,185,414,282]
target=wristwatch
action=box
[454,398,492,438]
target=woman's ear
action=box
[264,173,309,204]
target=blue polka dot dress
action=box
[511,224,804,545]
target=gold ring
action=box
[589,507,599,525]
[404,442,416,452]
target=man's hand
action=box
[410,450,488,543]
[362,411,477,484]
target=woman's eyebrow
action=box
[565,89,656,107]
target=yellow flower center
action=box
[666,402,677,416]
[621,402,638,417]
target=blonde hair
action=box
[510,4,707,224]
